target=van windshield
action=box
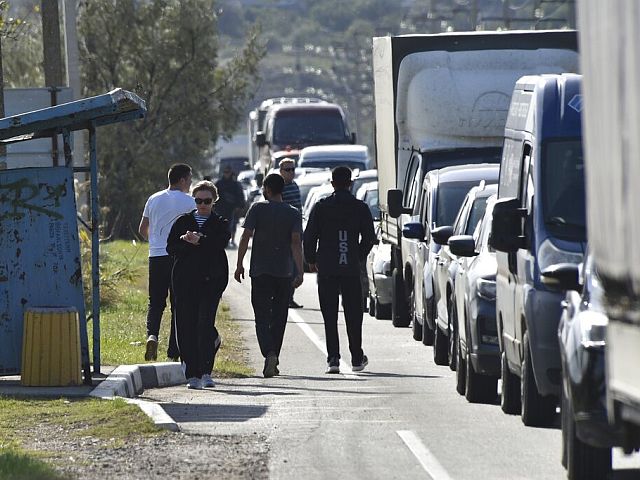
[542,139,586,239]
[436,181,482,227]
[273,113,347,146]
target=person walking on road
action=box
[303,166,376,374]
[234,173,304,378]
[215,166,245,247]
[167,181,230,389]
[139,163,195,361]
[280,158,304,309]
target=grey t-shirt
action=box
[242,200,302,278]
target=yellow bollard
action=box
[21,307,82,386]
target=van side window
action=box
[403,154,420,209]
[519,144,532,206]
[498,138,522,198]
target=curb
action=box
[90,362,185,431]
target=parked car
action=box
[402,164,499,362]
[491,74,585,426]
[356,180,380,311]
[367,223,392,319]
[299,144,370,171]
[541,255,622,480]
[449,193,499,403]
[297,169,332,207]
[351,169,377,197]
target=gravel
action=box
[26,425,270,479]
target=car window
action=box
[273,112,346,145]
[465,196,489,235]
[435,181,478,227]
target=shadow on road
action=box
[161,403,268,423]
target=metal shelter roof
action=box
[0,88,146,144]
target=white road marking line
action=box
[288,309,354,375]
[397,430,453,480]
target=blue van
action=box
[490,74,586,427]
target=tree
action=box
[78,0,264,238]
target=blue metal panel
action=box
[0,166,88,375]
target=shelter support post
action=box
[89,122,100,375]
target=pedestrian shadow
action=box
[351,371,442,380]
[160,402,268,423]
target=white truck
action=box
[373,31,578,328]
[578,1,640,450]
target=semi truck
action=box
[578,1,640,451]
[372,30,578,328]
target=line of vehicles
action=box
[369,20,640,479]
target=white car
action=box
[366,223,392,319]
[299,144,370,171]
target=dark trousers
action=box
[318,275,364,364]
[146,255,178,356]
[251,275,291,358]
[173,280,224,379]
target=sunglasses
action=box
[194,198,213,205]
[281,168,295,172]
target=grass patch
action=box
[0,444,65,480]
[89,240,252,376]
[0,396,163,478]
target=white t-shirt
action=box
[143,189,195,257]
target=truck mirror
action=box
[490,197,526,252]
[541,263,581,292]
[255,132,267,147]
[449,235,477,257]
[387,189,404,218]
[351,132,357,144]
[402,222,425,240]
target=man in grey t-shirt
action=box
[234,174,303,377]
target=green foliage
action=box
[78,0,265,238]
[1,2,43,87]
[0,447,65,480]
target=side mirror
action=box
[255,131,267,147]
[431,225,454,246]
[402,221,425,240]
[541,263,581,292]
[351,132,357,144]
[490,197,526,252]
[387,189,404,218]
[449,235,477,257]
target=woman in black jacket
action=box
[167,180,231,389]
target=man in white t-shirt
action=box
[138,163,195,361]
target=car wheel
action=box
[433,324,448,366]
[411,291,422,341]
[563,387,612,479]
[465,344,498,404]
[501,350,521,415]
[448,302,457,371]
[455,332,466,395]
[368,295,376,318]
[392,268,410,327]
[521,332,557,426]
[422,294,435,346]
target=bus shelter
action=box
[0,89,146,383]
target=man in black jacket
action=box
[303,166,376,374]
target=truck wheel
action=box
[433,325,448,366]
[521,332,557,426]
[455,333,466,395]
[411,292,422,341]
[392,268,410,327]
[501,350,521,414]
[563,388,612,479]
[368,295,376,317]
[465,346,498,404]
[422,295,435,346]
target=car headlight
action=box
[579,311,608,349]
[537,238,584,273]
[476,278,496,300]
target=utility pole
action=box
[41,0,64,166]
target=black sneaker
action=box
[289,300,304,309]
[352,355,368,372]
[326,356,340,374]
[263,354,278,378]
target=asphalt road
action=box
[144,246,640,480]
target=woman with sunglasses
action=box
[167,180,231,389]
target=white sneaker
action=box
[201,374,215,388]
[186,377,202,390]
